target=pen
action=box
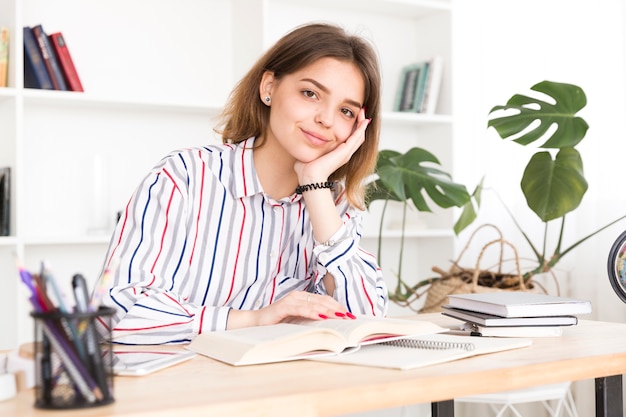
[42,264,87,360]
[72,274,110,400]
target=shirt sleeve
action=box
[97,152,229,345]
[311,196,389,317]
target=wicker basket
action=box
[420,224,535,313]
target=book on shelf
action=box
[49,32,84,92]
[420,55,443,114]
[186,316,446,366]
[394,56,443,114]
[23,26,53,89]
[0,27,8,88]
[312,333,532,370]
[31,24,68,91]
[457,322,564,338]
[447,292,593,318]
[441,305,579,327]
[0,167,10,236]
[394,61,428,112]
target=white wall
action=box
[452,1,626,415]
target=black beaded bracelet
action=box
[295,181,336,194]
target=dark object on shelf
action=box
[0,167,9,236]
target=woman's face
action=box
[261,57,365,164]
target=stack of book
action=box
[442,292,593,337]
[23,24,83,91]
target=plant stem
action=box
[397,202,407,289]
[377,199,390,266]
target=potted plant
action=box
[368,80,626,310]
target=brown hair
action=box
[215,22,381,210]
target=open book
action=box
[186,317,446,366]
[312,333,532,370]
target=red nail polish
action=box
[318,314,329,319]
[334,312,345,318]
[346,312,356,319]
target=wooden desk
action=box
[1,315,625,417]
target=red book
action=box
[48,32,84,92]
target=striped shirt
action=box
[99,137,388,344]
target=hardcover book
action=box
[441,305,578,327]
[394,61,429,112]
[31,24,67,90]
[446,292,593,318]
[186,316,446,366]
[49,32,84,92]
[0,28,8,88]
[23,26,53,89]
[0,167,10,236]
[420,55,443,114]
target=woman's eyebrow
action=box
[301,77,363,108]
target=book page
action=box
[187,323,347,366]
[288,316,446,345]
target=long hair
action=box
[215,23,381,210]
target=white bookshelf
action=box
[0,0,455,348]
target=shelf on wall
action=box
[21,89,223,115]
[382,111,452,126]
[0,236,17,246]
[285,0,451,18]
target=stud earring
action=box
[264,96,271,103]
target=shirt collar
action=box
[230,137,263,199]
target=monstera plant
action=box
[366,143,475,305]
[481,80,626,278]
[369,80,626,307]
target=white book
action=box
[446,292,592,318]
[420,55,443,114]
[312,333,532,370]
[442,305,578,327]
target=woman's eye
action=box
[341,108,355,118]
[302,90,317,99]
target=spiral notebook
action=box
[311,333,532,370]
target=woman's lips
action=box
[302,129,330,146]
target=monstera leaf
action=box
[522,148,588,222]
[488,81,589,221]
[488,80,589,148]
[368,148,470,212]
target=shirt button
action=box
[273,207,281,213]
[270,251,277,258]
[319,253,329,263]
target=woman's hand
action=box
[226,291,355,330]
[294,108,370,184]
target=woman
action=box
[98,22,387,344]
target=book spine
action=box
[31,24,68,91]
[49,32,84,92]
[23,26,53,90]
[0,167,10,236]
[421,56,443,114]
[0,28,8,88]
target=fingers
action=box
[303,292,356,320]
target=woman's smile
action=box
[301,128,331,147]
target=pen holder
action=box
[30,307,115,409]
